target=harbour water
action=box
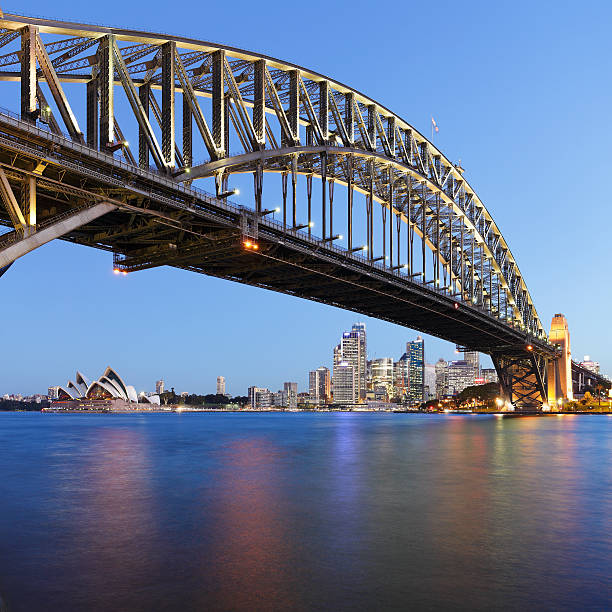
[0,412,610,611]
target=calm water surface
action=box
[0,412,610,611]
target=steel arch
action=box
[0,11,545,340]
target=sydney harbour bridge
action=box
[0,11,607,409]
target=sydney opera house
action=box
[50,366,160,410]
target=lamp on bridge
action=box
[260,207,281,216]
[217,188,239,199]
[321,234,343,243]
[293,221,315,231]
[349,245,368,253]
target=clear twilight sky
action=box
[1,0,611,396]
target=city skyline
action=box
[1,0,611,396]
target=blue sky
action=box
[2,0,611,396]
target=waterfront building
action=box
[580,356,600,374]
[47,386,60,400]
[155,379,165,395]
[480,368,499,384]
[371,358,394,398]
[50,367,160,410]
[351,322,367,399]
[283,382,298,409]
[332,324,366,402]
[216,376,226,395]
[407,337,425,404]
[394,354,410,399]
[435,358,448,398]
[248,386,272,409]
[463,351,480,384]
[309,366,331,405]
[333,361,357,404]
[424,363,436,400]
[447,360,473,395]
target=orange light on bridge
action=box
[243,240,259,250]
[113,268,120,275]
[526,344,533,351]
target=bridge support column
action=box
[547,313,573,406]
[492,349,548,411]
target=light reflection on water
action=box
[0,412,610,611]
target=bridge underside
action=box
[0,113,559,409]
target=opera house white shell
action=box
[56,367,159,405]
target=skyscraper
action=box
[407,337,425,404]
[283,382,298,409]
[155,379,165,394]
[424,363,436,400]
[332,325,366,402]
[394,353,410,399]
[351,322,367,399]
[216,376,226,395]
[463,351,480,385]
[309,366,331,405]
[333,361,357,404]
[448,360,473,395]
[371,357,394,398]
[435,358,448,398]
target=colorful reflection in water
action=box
[0,412,610,611]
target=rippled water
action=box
[0,412,610,611]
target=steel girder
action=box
[0,13,567,410]
[0,12,545,340]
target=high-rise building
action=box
[216,376,226,395]
[371,358,394,398]
[407,337,425,404]
[463,351,480,385]
[435,358,448,398]
[333,361,357,404]
[309,366,331,404]
[155,379,165,395]
[447,360,473,395]
[351,322,367,399]
[332,324,366,403]
[394,354,410,399]
[283,382,298,409]
[424,363,436,400]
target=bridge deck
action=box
[0,111,557,358]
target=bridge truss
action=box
[0,12,568,408]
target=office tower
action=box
[447,360,473,395]
[283,382,298,409]
[216,376,226,395]
[332,325,366,402]
[333,361,357,404]
[309,366,331,404]
[394,353,410,399]
[435,358,448,398]
[351,322,367,399]
[407,336,425,404]
[155,379,165,395]
[248,386,271,409]
[371,357,394,397]
[424,363,436,400]
[463,351,480,385]
[480,368,499,384]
